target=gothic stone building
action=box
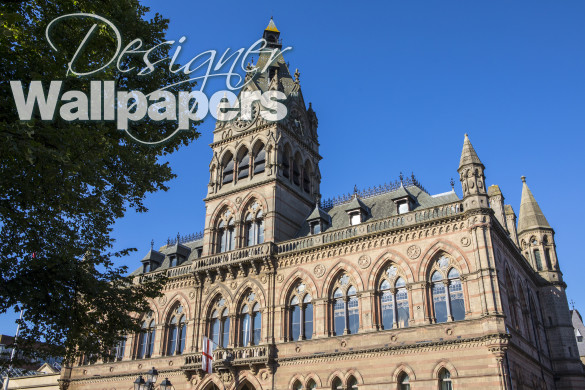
[63,19,585,390]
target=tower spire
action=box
[459,133,484,170]
[518,176,551,234]
[457,134,488,208]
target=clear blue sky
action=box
[2,0,584,335]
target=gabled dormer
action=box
[141,244,165,273]
[390,184,416,214]
[166,237,191,268]
[306,203,331,234]
[345,190,369,225]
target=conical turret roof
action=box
[518,176,551,234]
[265,17,279,32]
[459,134,484,169]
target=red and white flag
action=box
[202,336,213,374]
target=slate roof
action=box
[296,185,460,237]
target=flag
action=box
[202,336,213,374]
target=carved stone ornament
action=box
[461,236,471,247]
[261,371,269,381]
[407,245,421,259]
[340,340,347,348]
[230,281,238,290]
[260,275,267,284]
[189,291,196,300]
[221,371,234,383]
[314,264,326,278]
[158,295,167,306]
[358,255,371,269]
[276,274,284,283]
[236,196,242,205]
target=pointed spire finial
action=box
[176,232,181,244]
[399,172,404,185]
[353,184,358,196]
[294,68,300,83]
[459,133,484,170]
[150,239,154,250]
[570,299,576,310]
[450,178,455,190]
[521,176,526,183]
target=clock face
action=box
[233,101,259,131]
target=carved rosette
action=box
[314,264,326,278]
[407,245,421,259]
[358,255,371,269]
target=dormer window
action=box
[311,221,321,234]
[143,263,150,273]
[349,212,360,226]
[397,200,409,214]
[169,256,177,268]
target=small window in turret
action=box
[311,221,321,234]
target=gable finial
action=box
[176,232,181,244]
[450,177,455,190]
[399,172,404,185]
[150,239,154,250]
[570,299,576,310]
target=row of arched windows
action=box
[214,202,265,253]
[221,143,266,185]
[281,145,314,195]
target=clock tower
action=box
[201,18,321,256]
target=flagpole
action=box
[2,309,24,390]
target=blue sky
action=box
[2,0,584,335]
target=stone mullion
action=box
[444,280,454,322]
[314,299,328,338]
[299,303,305,340]
[229,314,237,347]
[343,297,349,335]
[152,324,164,358]
[359,291,374,332]
[391,289,398,329]
[423,282,433,324]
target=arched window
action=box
[115,337,126,361]
[240,293,261,346]
[245,207,264,247]
[307,379,317,390]
[222,153,234,184]
[292,380,302,390]
[331,274,359,336]
[209,298,230,349]
[398,373,410,390]
[430,255,465,323]
[379,265,409,329]
[137,319,155,359]
[288,282,313,341]
[282,148,290,178]
[166,305,186,355]
[237,148,250,180]
[253,144,266,174]
[292,154,301,186]
[302,161,312,194]
[347,376,358,390]
[448,269,465,321]
[439,369,453,390]
[217,217,235,253]
[332,377,343,390]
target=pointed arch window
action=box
[347,376,358,390]
[217,218,235,253]
[332,377,343,390]
[245,209,264,247]
[398,373,410,390]
[307,379,317,390]
[222,158,234,184]
[253,145,266,174]
[431,261,465,323]
[379,265,409,329]
[534,249,543,271]
[288,283,313,341]
[137,319,155,359]
[209,298,230,349]
[240,294,261,346]
[282,149,290,178]
[292,159,300,186]
[439,369,453,390]
[166,305,186,355]
[331,274,359,336]
[238,151,250,179]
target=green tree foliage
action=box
[0,0,199,364]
